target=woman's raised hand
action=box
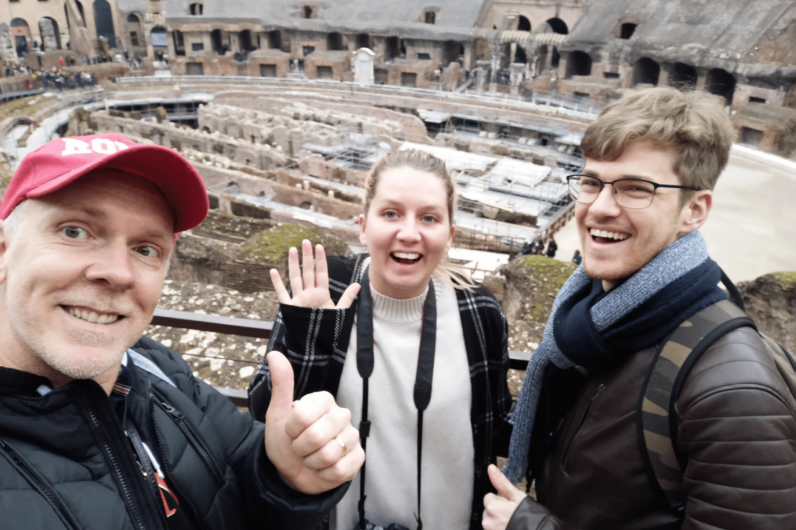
[270,239,361,310]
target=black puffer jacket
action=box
[0,335,346,530]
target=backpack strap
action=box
[637,298,755,513]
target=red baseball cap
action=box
[0,133,208,233]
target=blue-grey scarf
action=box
[503,231,726,483]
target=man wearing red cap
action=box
[0,134,364,530]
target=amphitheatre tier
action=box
[2,76,792,286]
[4,0,796,162]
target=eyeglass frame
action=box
[565,174,700,210]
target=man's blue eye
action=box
[384,211,397,219]
[136,246,158,258]
[422,215,436,223]
[63,227,87,239]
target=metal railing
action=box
[0,88,44,104]
[150,308,531,407]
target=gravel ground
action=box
[146,280,280,390]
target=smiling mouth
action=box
[391,252,422,265]
[590,228,629,243]
[62,305,123,325]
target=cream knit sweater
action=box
[332,278,474,530]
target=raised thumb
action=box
[266,351,295,420]
[488,464,526,503]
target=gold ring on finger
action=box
[334,436,347,456]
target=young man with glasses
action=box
[482,87,796,530]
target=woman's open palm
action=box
[270,239,360,310]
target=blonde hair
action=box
[581,87,735,197]
[364,149,474,290]
[2,200,28,243]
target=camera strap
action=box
[356,266,437,530]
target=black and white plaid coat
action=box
[248,254,513,530]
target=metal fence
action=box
[150,308,531,408]
[0,88,44,104]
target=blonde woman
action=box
[249,150,512,530]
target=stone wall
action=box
[64,62,129,83]
[169,233,238,286]
[169,221,352,295]
[303,50,349,80]
[224,260,274,293]
[738,272,796,354]
[91,110,290,170]
[299,154,366,187]
[196,164,362,220]
[196,208,276,240]
[213,91,428,143]
[732,104,796,159]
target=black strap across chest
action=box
[356,266,437,530]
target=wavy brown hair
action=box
[581,87,735,201]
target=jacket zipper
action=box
[152,395,224,485]
[560,381,606,472]
[151,406,213,530]
[125,417,169,528]
[86,409,150,530]
[0,438,83,530]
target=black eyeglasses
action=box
[566,174,699,209]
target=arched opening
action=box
[424,11,436,24]
[76,0,86,23]
[514,46,527,64]
[385,36,400,60]
[355,33,371,50]
[613,18,640,39]
[302,5,313,19]
[706,68,736,105]
[239,29,256,51]
[10,18,30,55]
[211,29,226,55]
[518,16,531,32]
[189,3,203,15]
[267,30,290,52]
[442,40,461,66]
[172,29,185,56]
[669,62,697,90]
[565,50,591,78]
[632,57,659,86]
[500,43,512,69]
[551,47,560,68]
[537,44,548,70]
[150,26,167,50]
[326,32,345,51]
[546,18,568,34]
[38,17,61,51]
[92,0,116,48]
[127,14,142,47]
[267,30,281,49]
[620,23,637,39]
